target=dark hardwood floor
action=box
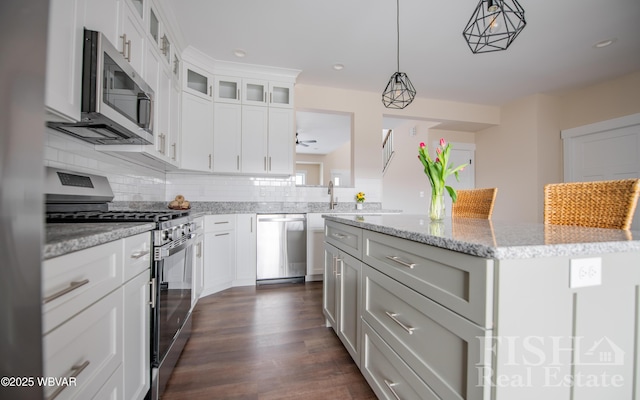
[162,282,376,400]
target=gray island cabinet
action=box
[322,214,640,400]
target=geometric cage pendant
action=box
[463,0,526,54]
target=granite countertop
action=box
[44,222,156,260]
[323,214,640,260]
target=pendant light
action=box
[463,0,526,54]
[382,0,416,109]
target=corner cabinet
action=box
[178,56,299,175]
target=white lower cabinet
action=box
[123,269,151,400]
[203,215,236,296]
[42,232,152,400]
[234,214,257,286]
[306,213,325,280]
[192,217,205,307]
[43,288,123,400]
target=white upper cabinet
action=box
[242,79,268,106]
[184,64,213,101]
[268,82,294,108]
[213,76,241,104]
[120,0,146,76]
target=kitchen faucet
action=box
[328,181,337,210]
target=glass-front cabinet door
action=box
[242,79,268,106]
[183,64,212,100]
[269,82,294,108]
[149,8,159,45]
[214,76,241,104]
[128,0,144,21]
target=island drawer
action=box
[362,264,491,400]
[363,230,493,328]
[325,220,363,259]
[361,320,440,400]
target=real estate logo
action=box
[475,335,625,389]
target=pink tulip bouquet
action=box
[418,138,467,220]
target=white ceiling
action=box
[162,0,640,151]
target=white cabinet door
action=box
[214,76,241,104]
[268,81,294,108]
[306,213,325,279]
[45,0,85,121]
[168,74,181,165]
[184,64,213,100]
[268,107,294,175]
[120,0,146,76]
[123,269,150,400]
[85,0,121,47]
[180,92,213,172]
[192,235,204,306]
[203,215,236,296]
[235,214,257,286]
[241,105,269,173]
[213,103,242,173]
[242,79,268,106]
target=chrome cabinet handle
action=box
[120,34,128,59]
[172,143,177,160]
[331,232,348,239]
[209,85,212,97]
[384,379,402,400]
[149,278,156,308]
[237,89,240,100]
[385,311,415,335]
[43,279,90,304]
[336,258,342,277]
[130,249,149,259]
[209,154,212,169]
[385,255,416,269]
[47,360,90,400]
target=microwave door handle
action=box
[137,92,152,129]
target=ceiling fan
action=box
[296,132,317,147]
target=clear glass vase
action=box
[429,191,445,221]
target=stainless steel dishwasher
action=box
[256,214,307,284]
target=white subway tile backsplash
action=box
[45,130,382,205]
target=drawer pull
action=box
[47,360,90,400]
[332,232,348,239]
[385,311,415,335]
[385,255,416,269]
[384,379,402,400]
[130,250,150,259]
[43,279,90,304]
[336,258,342,277]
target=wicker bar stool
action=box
[543,179,640,230]
[451,188,498,219]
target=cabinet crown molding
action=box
[182,45,300,83]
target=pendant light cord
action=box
[396,0,400,72]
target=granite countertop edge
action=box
[322,214,640,260]
[44,222,156,260]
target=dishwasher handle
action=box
[258,216,306,223]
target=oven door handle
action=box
[155,234,195,260]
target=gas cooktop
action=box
[46,210,190,223]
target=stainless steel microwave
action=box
[48,29,154,145]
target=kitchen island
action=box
[323,214,640,400]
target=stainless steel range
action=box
[45,167,195,400]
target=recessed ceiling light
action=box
[593,39,616,48]
[333,63,345,71]
[234,49,247,58]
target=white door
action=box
[562,114,640,230]
[433,142,476,213]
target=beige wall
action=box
[559,71,640,130]
[476,71,640,223]
[296,70,640,217]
